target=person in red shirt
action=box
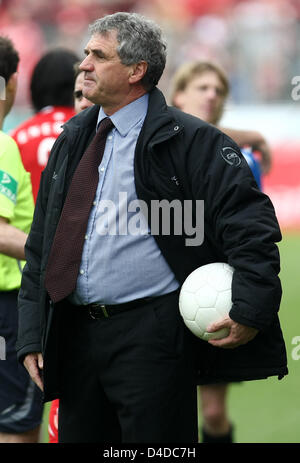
[48,398,59,443]
[11,49,79,201]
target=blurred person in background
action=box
[48,62,93,444]
[11,49,80,201]
[0,36,42,443]
[171,61,272,179]
[171,60,271,443]
[73,62,94,114]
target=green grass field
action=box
[41,231,300,443]
[211,231,300,443]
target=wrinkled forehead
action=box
[84,30,120,56]
[89,29,119,45]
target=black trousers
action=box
[57,291,198,443]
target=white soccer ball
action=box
[179,262,234,341]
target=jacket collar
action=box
[132,88,184,156]
[63,104,99,133]
[143,87,183,143]
[62,87,183,145]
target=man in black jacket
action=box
[17,12,287,443]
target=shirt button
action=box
[108,135,112,140]
[93,201,96,206]
[80,269,85,275]
[100,167,105,172]
[85,235,88,240]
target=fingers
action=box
[207,316,237,349]
[207,316,231,333]
[208,333,240,349]
[38,352,44,370]
[24,353,44,392]
[207,317,259,349]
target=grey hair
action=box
[89,12,167,91]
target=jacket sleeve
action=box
[16,173,47,361]
[16,135,65,362]
[187,128,282,331]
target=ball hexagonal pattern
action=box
[179,262,234,341]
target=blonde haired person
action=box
[171,61,271,176]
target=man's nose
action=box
[79,56,93,71]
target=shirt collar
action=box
[96,93,149,136]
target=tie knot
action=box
[97,117,114,136]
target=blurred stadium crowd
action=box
[1,0,300,108]
[1,0,300,231]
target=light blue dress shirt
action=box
[70,94,179,305]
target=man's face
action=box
[79,31,133,113]
[74,72,94,114]
[174,71,226,125]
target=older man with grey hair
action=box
[16,12,287,443]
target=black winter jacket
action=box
[17,88,288,401]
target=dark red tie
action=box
[45,117,114,303]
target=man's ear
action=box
[128,61,148,85]
[6,72,18,94]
